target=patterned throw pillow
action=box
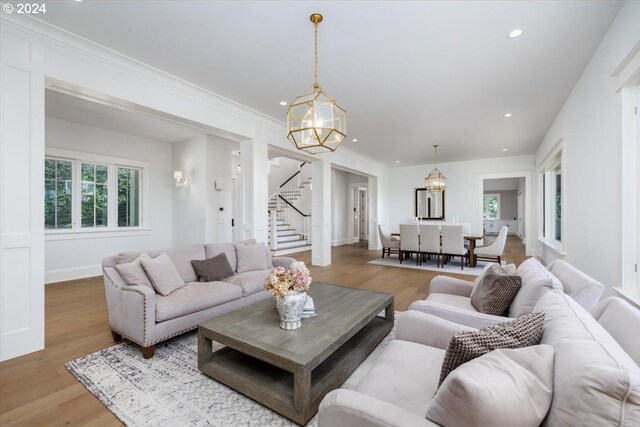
[438,312,545,387]
[470,264,522,316]
[191,253,234,282]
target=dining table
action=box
[390,232,484,268]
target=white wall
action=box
[268,157,301,196]
[332,169,369,246]
[172,135,207,247]
[518,177,526,240]
[533,1,640,296]
[384,155,534,235]
[205,135,235,244]
[44,117,173,281]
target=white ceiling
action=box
[32,1,622,165]
[45,89,206,143]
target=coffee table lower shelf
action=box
[198,316,392,425]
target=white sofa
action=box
[102,241,294,358]
[409,258,605,329]
[318,292,640,426]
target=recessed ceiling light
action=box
[395,160,400,164]
[279,101,287,106]
[502,148,509,152]
[508,28,524,38]
[504,113,513,118]
[352,138,358,142]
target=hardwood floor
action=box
[0,236,527,426]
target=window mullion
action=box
[73,160,81,230]
[109,165,117,228]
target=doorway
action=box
[358,188,368,241]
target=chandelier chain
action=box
[314,21,319,88]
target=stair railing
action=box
[269,162,312,250]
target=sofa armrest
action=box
[408,300,509,329]
[103,266,156,346]
[396,310,475,349]
[272,256,296,269]
[429,275,474,297]
[319,389,439,427]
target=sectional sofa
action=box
[102,240,294,358]
[319,291,640,426]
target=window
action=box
[539,144,564,253]
[118,167,140,227]
[483,194,501,219]
[44,148,148,237]
[45,158,73,229]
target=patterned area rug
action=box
[66,318,397,427]
[368,256,501,276]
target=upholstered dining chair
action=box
[418,224,441,267]
[378,225,400,259]
[475,225,508,264]
[399,224,420,265]
[440,225,467,270]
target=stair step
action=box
[273,229,297,236]
[275,240,309,249]
[272,234,302,243]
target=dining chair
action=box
[418,224,441,267]
[440,225,467,270]
[474,225,508,264]
[399,224,420,264]
[378,225,400,259]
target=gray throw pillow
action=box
[438,311,545,387]
[191,253,234,282]
[235,243,270,273]
[114,253,153,289]
[470,264,522,316]
[140,253,185,296]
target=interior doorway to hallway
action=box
[358,188,368,241]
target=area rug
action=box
[368,256,500,276]
[66,318,397,427]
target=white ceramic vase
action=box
[275,291,307,330]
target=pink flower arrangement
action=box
[264,261,312,298]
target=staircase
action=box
[268,162,312,255]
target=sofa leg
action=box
[111,330,122,342]
[142,345,155,359]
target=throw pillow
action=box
[510,258,563,318]
[470,264,522,316]
[235,243,269,273]
[438,311,545,387]
[114,253,153,289]
[191,253,234,282]
[140,253,185,296]
[427,345,554,427]
[470,263,515,300]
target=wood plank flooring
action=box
[0,236,527,426]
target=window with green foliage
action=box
[118,167,140,227]
[483,194,500,220]
[81,163,109,228]
[44,154,144,233]
[45,159,73,229]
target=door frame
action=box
[358,187,368,240]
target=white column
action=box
[312,159,331,266]
[1,31,46,361]
[368,175,381,250]
[240,139,268,244]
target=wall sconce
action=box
[173,170,190,189]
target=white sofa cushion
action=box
[427,345,554,427]
[426,293,477,312]
[509,258,563,318]
[547,259,604,310]
[155,281,243,322]
[355,339,443,416]
[590,297,640,366]
[226,269,273,297]
[114,252,153,289]
[534,290,640,426]
[141,253,185,296]
[235,243,270,273]
[165,244,206,283]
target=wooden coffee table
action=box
[198,282,394,425]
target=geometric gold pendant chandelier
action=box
[287,13,347,154]
[425,144,447,192]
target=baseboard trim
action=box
[46,264,102,284]
[331,239,351,247]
